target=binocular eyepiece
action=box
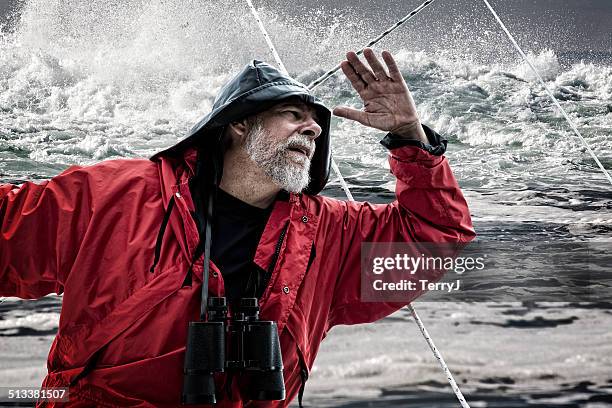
[182,297,285,405]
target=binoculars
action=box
[182,297,285,405]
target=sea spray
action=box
[0,0,610,222]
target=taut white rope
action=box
[481,0,612,186]
[244,0,289,75]
[307,0,439,90]
[244,1,470,407]
[409,305,471,408]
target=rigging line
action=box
[243,0,355,201]
[244,0,289,75]
[410,306,471,408]
[243,1,470,407]
[307,0,439,90]
[481,0,612,186]
[331,159,354,201]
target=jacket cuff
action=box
[379,124,448,156]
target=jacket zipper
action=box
[149,196,176,274]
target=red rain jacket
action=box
[0,144,474,407]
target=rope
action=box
[307,0,439,90]
[330,158,354,201]
[244,1,470,407]
[409,306,471,408]
[244,0,289,75]
[481,0,612,186]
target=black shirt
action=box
[211,189,276,300]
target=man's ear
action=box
[227,118,249,140]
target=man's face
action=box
[242,100,322,193]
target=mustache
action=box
[283,135,315,159]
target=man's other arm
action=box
[0,167,93,298]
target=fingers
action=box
[342,48,403,86]
[332,106,370,127]
[363,48,390,80]
[340,60,366,94]
[346,51,378,83]
[381,50,404,82]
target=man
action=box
[0,49,474,407]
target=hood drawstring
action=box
[149,196,176,274]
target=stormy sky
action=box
[269,0,611,55]
[1,0,610,55]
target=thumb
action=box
[332,106,370,126]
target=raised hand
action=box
[332,48,428,142]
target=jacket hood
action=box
[151,60,332,195]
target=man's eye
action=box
[285,110,301,119]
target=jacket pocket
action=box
[52,261,189,385]
[76,347,184,407]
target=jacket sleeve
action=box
[0,166,93,299]
[327,133,475,327]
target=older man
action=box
[0,49,474,407]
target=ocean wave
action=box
[0,1,610,221]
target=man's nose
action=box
[299,117,322,140]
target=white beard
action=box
[244,121,313,193]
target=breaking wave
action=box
[0,0,610,223]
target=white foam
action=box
[0,312,59,331]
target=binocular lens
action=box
[182,321,225,404]
[182,374,216,405]
[243,321,283,371]
[242,321,285,401]
[182,297,285,404]
[241,369,286,401]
